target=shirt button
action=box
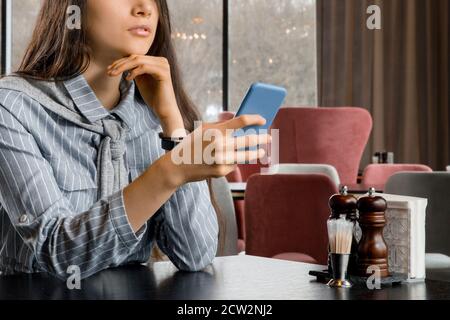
[19,214,29,223]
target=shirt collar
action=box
[63,72,137,128]
[109,76,138,128]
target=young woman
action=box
[0,0,269,280]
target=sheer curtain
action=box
[317,0,449,170]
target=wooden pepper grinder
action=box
[328,186,358,274]
[356,188,389,277]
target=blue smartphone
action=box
[233,82,287,137]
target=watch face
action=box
[159,132,184,151]
[161,139,173,151]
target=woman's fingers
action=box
[219,114,266,131]
[237,148,266,163]
[109,55,167,71]
[107,56,134,70]
[214,148,266,165]
[202,128,270,150]
[210,164,238,178]
[107,58,126,70]
[108,56,168,79]
[125,65,159,81]
[231,133,271,150]
[108,58,142,75]
[108,54,142,71]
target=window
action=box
[228,0,317,111]
[167,0,223,121]
[11,0,39,71]
[170,0,318,116]
[1,0,317,118]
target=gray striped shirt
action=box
[0,73,218,280]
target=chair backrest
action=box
[385,172,450,256]
[245,173,339,264]
[238,164,264,182]
[267,163,341,186]
[210,177,238,256]
[218,111,235,122]
[362,164,432,186]
[271,107,372,185]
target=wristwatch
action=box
[159,132,184,151]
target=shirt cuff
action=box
[108,189,147,250]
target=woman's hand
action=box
[107,55,185,136]
[124,114,270,231]
[158,114,272,188]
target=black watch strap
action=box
[159,132,184,151]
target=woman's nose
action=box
[132,1,153,18]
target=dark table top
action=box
[1,255,450,300]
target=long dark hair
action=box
[15,0,226,256]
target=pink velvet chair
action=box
[271,107,373,185]
[362,164,433,187]
[218,111,235,122]
[245,173,339,265]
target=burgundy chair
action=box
[271,107,373,185]
[362,164,433,188]
[245,173,339,265]
[218,111,235,122]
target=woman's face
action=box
[86,0,160,60]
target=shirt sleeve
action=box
[155,180,219,272]
[0,102,145,281]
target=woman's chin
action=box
[121,46,152,57]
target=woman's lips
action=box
[128,26,151,37]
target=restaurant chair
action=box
[218,111,235,122]
[245,173,339,265]
[362,164,432,188]
[225,163,267,254]
[271,107,372,185]
[267,163,341,187]
[210,177,239,256]
[221,165,246,252]
[385,172,450,269]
